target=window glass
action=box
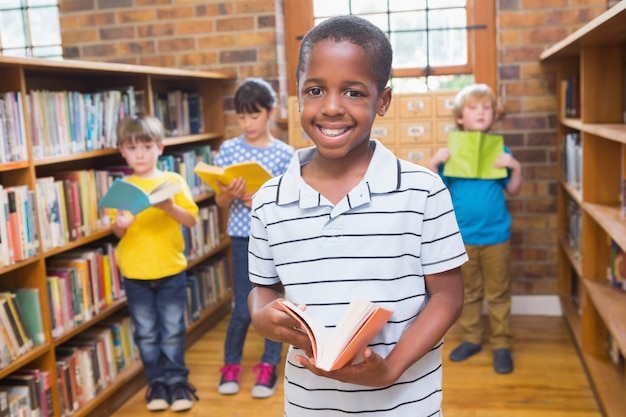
[0,0,62,59]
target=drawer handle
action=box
[407,151,426,162]
[444,98,455,109]
[408,125,425,136]
[444,124,457,133]
[407,100,424,111]
[372,127,388,136]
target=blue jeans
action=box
[124,271,189,385]
[224,237,282,365]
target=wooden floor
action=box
[110,315,601,417]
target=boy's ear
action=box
[377,87,392,116]
[157,143,165,155]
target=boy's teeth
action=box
[321,127,346,137]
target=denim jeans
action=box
[124,271,189,385]
[224,237,282,365]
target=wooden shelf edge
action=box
[540,1,626,61]
[582,279,626,356]
[0,344,50,379]
[558,236,583,277]
[559,294,582,346]
[583,202,626,251]
[578,350,625,417]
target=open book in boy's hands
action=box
[97,178,181,215]
[277,298,393,372]
[194,161,272,194]
[443,131,508,179]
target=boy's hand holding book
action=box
[277,298,393,372]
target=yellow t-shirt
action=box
[113,172,199,280]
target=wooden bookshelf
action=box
[0,55,234,417]
[540,3,626,416]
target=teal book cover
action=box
[97,179,180,215]
[443,131,507,179]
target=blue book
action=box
[97,179,180,215]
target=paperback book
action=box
[194,161,272,194]
[277,298,393,372]
[97,179,180,215]
[443,131,507,179]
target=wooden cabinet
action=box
[540,3,626,416]
[0,56,233,417]
[287,91,458,166]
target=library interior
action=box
[0,1,625,416]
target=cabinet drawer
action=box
[288,125,312,149]
[371,122,397,147]
[398,94,433,119]
[436,92,457,117]
[436,119,458,144]
[399,121,433,145]
[398,146,433,167]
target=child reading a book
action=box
[247,16,467,416]
[214,78,295,398]
[111,114,199,411]
[428,84,523,374]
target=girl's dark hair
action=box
[296,15,393,92]
[234,77,277,114]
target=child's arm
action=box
[249,283,315,358]
[428,148,450,173]
[293,267,464,387]
[215,177,248,207]
[494,153,522,196]
[153,198,197,228]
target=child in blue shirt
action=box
[429,84,522,374]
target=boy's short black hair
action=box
[234,77,277,114]
[296,15,393,92]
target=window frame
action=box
[284,0,496,95]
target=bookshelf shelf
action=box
[0,55,234,417]
[541,3,626,416]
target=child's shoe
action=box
[251,362,278,399]
[169,381,199,412]
[218,364,242,395]
[145,381,169,411]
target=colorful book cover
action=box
[97,178,181,215]
[194,161,273,194]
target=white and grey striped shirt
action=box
[249,140,467,416]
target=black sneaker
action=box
[145,381,169,412]
[449,342,482,362]
[493,349,514,374]
[169,381,199,412]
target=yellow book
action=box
[0,292,32,351]
[194,161,272,194]
[102,254,113,305]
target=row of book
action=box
[46,243,124,340]
[0,143,219,268]
[561,132,582,191]
[607,238,626,291]
[567,198,581,260]
[0,185,39,266]
[55,314,139,417]
[0,289,45,371]
[186,257,231,324]
[560,74,580,119]
[0,368,53,417]
[154,89,204,137]
[0,92,28,164]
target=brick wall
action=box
[59,0,287,140]
[497,0,607,294]
[58,0,614,295]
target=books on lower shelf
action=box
[0,289,45,368]
[0,184,40,267]
[277,298,393,372]
[607,238,626,291]
[562,132,582,191]
[442,131,507,179]
[194,161,273,194]
[55,313,139,414]
[185,257,231,325]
